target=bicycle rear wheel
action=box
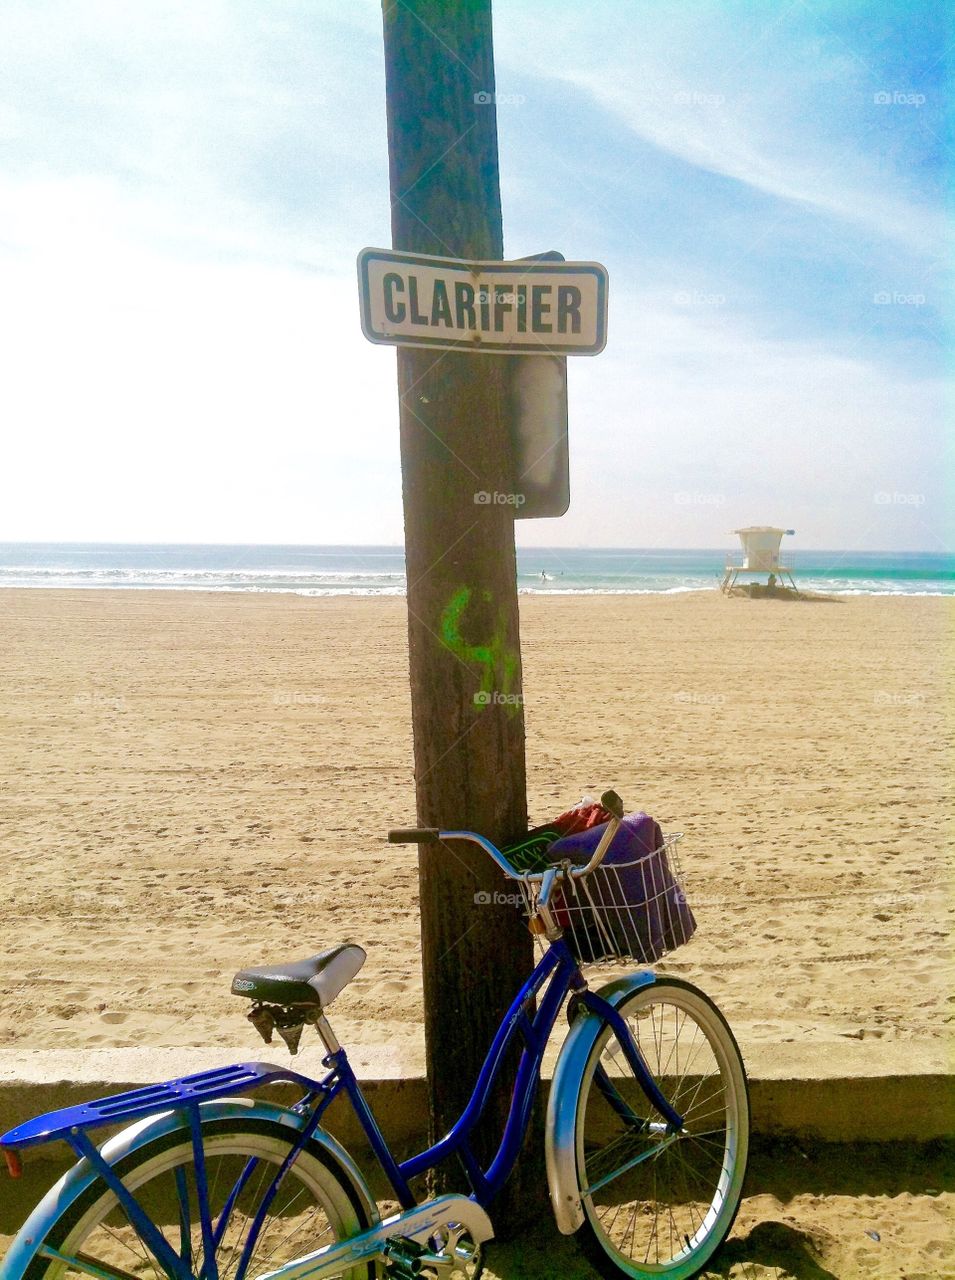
[20,1116,373,1280]
[574,978,749,1279]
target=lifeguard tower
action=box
[720,527,798,594]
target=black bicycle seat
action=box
[230,943,366,1009]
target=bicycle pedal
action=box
[385,1234,474,1279]
[383,1234,429,1277]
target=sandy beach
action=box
[1,587,950,1062]
[0,586,952,1274]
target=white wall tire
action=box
[573,978,749,1279]
[20,1117,374,1280]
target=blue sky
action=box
[0,0,948,550]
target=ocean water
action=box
[0,544,951,596]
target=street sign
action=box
[358,247,608,355]
[509,251,569,519]
[511,353,569,519]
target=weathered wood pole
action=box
[380,0,533,1204]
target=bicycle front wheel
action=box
[20,1116,374,1280]
[574,978,749,1279]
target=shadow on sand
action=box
[724,584,843,604]
[707,1220,841,1278]
[1,1139,951,1280]
[692,1138,954,1279]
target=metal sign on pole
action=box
[509,352,569,519]
[358,247,608,355]
[359,244,588,520]
[510,250,570,520]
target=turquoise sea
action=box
[0,544,951,596]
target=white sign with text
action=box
[358,248,608,355]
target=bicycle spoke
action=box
[92,1217,151,1275]
[218,1156,274,1280]
[253,1210,334,1273]
[673,1064,720,1122]
[242,1189,334,1274]
[104,1202,170,1280]
[174,1168,192,1272]
[211,1157,258,1271]
[622,1197,640,1268]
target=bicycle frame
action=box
[1,939,684,1280]
[352,938,575,1209]
[305,937,683,1213]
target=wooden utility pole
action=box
[381,0,533,1200]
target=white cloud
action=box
[558,71,941,256]
[518,294,946,550]
[494,2,944,259]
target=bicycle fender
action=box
[0,1099,379,1280]
[546,970,658,1236]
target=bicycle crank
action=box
[383,1220,484,1278]
[255,1193,493,1280]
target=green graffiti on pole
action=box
[439,586,520,712]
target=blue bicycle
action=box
[1,793,749,1279]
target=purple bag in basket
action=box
[547,812,696,963]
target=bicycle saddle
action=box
[230,943,366,1009]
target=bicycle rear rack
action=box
[0,1061,323,1152]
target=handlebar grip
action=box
[388,828,441,844]
[600,789,625,820]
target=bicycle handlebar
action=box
[387,828,440,844]
[387,789,626,882]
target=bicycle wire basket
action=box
[518,833,695,965]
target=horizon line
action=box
[0,540,949,556]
